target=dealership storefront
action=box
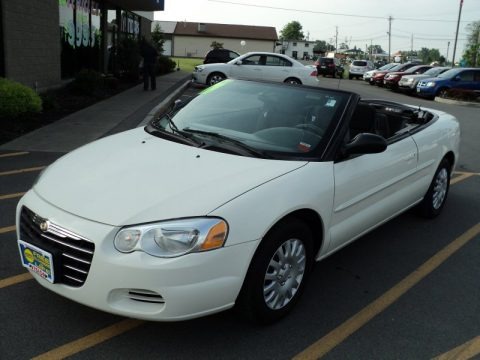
[1,0,164,90]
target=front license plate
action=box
[18,240,54,283]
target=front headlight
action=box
[114,218,228,257]
[406,78,414,83]
[426,81,436,87]
[194,66,205,73]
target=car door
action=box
[261,55,294,82]
[328,119,419,252]
[230,54,264,81]
[453,70,476,90]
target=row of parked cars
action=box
[362,62,480,99]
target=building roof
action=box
[174,22,278,41]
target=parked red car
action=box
[383,65,433,90]
[372,62,420,86]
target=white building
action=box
[277,40,316,60]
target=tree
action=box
[151,23,165,54]
[210,41,224,49]
[313,40,334,54]
[367,44,385,55]
[338,43,349,50]
[461,21,480,67]
[280,21,305,40]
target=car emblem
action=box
[39,221,49,232]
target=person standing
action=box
[140,39,158,91]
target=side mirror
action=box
[345,133,387,155]
[235,60,243,65]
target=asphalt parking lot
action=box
[1,79,479,359]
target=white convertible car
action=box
[192,51,319,87]
[17,79,460,324]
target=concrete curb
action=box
[434,96,480,108]
[137,80,192,127]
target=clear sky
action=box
[154,0,480,60]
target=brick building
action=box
[0,0,164,91]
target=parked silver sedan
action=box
[398,67,450,94]
[192,52,319,87]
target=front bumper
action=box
[416,86,436,98]
[17,190,259,321]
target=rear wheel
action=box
[284,78,302,85]
[206,72,226,86]
[417,158,451,218]
[236,219,314,324]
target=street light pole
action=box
[451,0,464,67]
[387,16,392,63]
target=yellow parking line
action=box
[0,192,26,200]
[433,335,480,360]
[451,173,475,185]
[0,225,16,234]
[32,319,145,360]
[0,166,46,176]
[0,151,29,158]
[0,273,33,289]
[293,222,480,360]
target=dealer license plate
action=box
[18,240,54,283]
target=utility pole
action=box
[411,34,413,54]
[387,16,393,63]
[335,26,338,53]
[452,0,463,67]
[446,41,450,65]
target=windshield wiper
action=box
[146,120,203,147]
[183,128,271,159]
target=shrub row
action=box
[444,88,480,102]
[0,78,42,118]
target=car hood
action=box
[401,74,430,80]
[33,128,306,226]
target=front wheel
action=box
[437,87,449,98]
[236,219,314,324]
[417,158,451,218]
[206,72,226,86]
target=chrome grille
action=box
[19,207,95,287]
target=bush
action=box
[445,88,480,102]
[0,78,42,118]
[157,55,177,75]
[69,69,103,96]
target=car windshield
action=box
[148,80,350,158]
[423,67,449,76]
[379,63,396,70]
[437,68,460,79]
[353,61,367,66]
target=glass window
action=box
[458,71,474,81]
[265,56,291,67]
[292,42,297,47]
[59,0,102,78]
[305,43,309,47]
[242,55,262,65]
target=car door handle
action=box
[403,153,416,161]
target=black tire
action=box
[236,219,314,324]
[284,78,302,85]
[436,87,449,98]
[206,72,226,86]
[417,158,451,218]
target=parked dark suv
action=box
[203,49,240,64]
[315,57,344,78]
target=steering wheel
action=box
[295,123,324,136]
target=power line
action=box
[208,0,475,23]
